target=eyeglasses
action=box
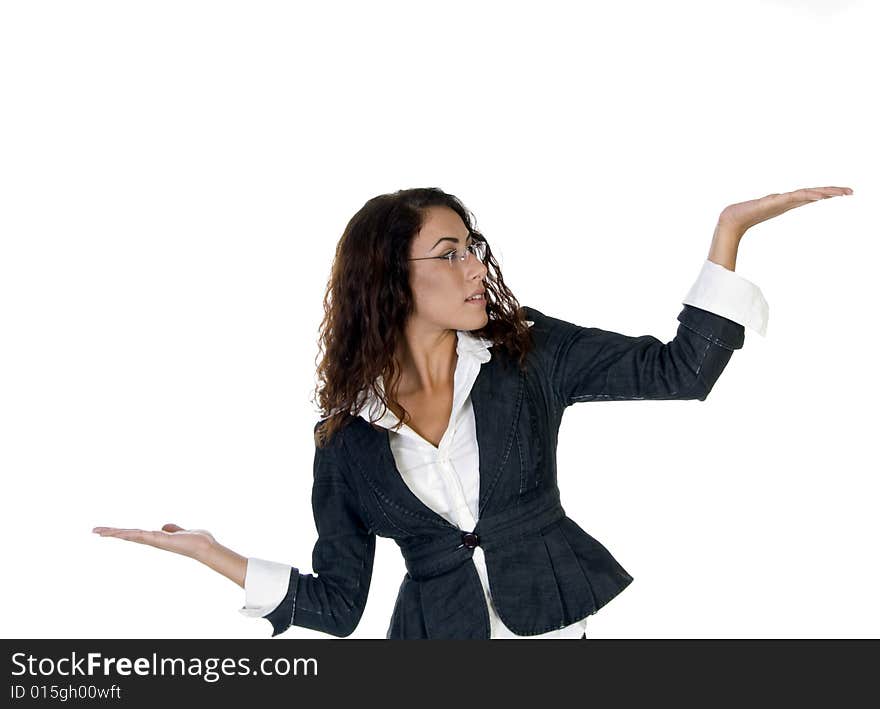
[407,233,488,267]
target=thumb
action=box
[162,523,185,533]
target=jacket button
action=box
[461,531,479,549]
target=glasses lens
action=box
[466,240,487,263]
[449,237,487,266]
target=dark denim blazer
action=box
[263,303,746,639]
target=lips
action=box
[465,290,486,302]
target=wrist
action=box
[199,541,248,588]
[708,220,744,271]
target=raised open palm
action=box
[720,185,853,232]
[92,523,216,560]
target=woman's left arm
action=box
[536,184,854,408]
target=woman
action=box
[94,185,852,639]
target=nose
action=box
[464,251,488,280]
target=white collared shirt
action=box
[240,259,768,637]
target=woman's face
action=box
[407,206,489,332]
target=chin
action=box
[469,309,489,326]
[447,304,488,331]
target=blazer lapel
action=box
[471,353,524,518]
[343,416,457,530]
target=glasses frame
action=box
[406,232,489,267]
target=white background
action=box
[1,0,874,639]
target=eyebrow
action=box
[428,233,472,253]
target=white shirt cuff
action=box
[238,557,293,618]
[682,259,769,337]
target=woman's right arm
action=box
[93,427,376,638]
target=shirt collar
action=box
[456,328,493,363]
[452,318,535,361]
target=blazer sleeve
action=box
[524,302,746,408]
[261,427,376,638]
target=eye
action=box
[442,249,457,259]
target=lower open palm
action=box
[92,523,216,560]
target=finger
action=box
[96,528,143,541]
[94,525,181,535]
[797,186,853,200]
[98,529,162,547]
[762,191,815,204]
[778,189,830,203]
[781,189,850,213]
[785,188,825,199]
[97,527,142,534]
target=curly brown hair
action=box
[311,187,534,448]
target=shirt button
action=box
[461,531,480,549]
